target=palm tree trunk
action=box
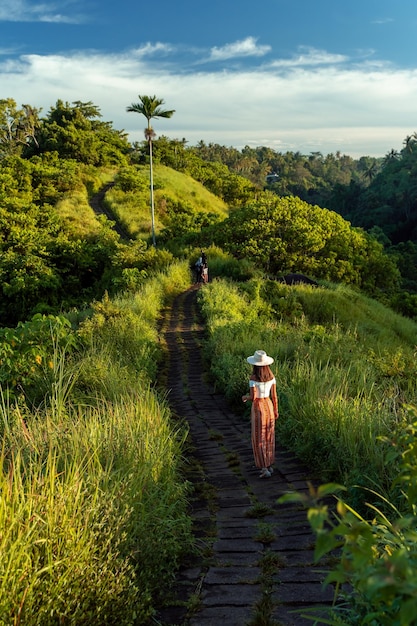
[149,139,156,247]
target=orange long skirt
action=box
[251,398,275,468]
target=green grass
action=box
[55,189,103,237]
[0,261,195,624]
[0,391,192,624]
[198,278,417,495]
[55,166,118,238]
[153,164,229,217]
[105,164,229,241]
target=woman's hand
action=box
[242,395,248,403]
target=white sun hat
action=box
[246,350,274,366]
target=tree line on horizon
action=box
[1,96,417,326]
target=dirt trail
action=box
[158,285,335,626]
[89,182,132,240]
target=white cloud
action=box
[131,42,175,58]
[209,37,271,61]
[2,45,417,157]
[269,46,348,68]
[0,0,85,23]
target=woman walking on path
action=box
[242,350,279,478]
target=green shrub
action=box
[283,408,417,625]
[0,314,77,409]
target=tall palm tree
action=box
[126,95,175,246]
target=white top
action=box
[249,377,276,398]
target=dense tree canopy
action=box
[0,98,42,159]
[184,137,417,249]
[207,194,400,294]
[0,154,122,324]
[23,100,130,166]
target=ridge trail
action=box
[158,285,335,626]
[89,181,131,240]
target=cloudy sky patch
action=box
[2,0,417,157]
[0,0,85,23]
[209,37,272,61]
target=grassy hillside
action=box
[55,190,105,238]
[197,277,417,498]
[154,164,229,216]
[55,167,118,238]
[104,164,229,241]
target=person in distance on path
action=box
[242,350,279,479]
[194,255,203,283]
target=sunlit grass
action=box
[55,166,118,238]
[55,190,103,237]
[154,164,228,215]
[105,164,229,241]
[0,390,191,624]
[0,261,194,624]
[198,278,417,494]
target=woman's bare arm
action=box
[271,383,279,418]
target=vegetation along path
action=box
[158,285,335,626]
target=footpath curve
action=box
[158,285,335,626]
[89,182,131,240]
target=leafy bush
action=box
[114,165,148,192]
[283,407,417,625]
[0,314,77,409]
[207,194,401,297]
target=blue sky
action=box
[1,0,417,157]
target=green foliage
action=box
[207,193,400,297]
[390,291,417,321]
[188,245,260,282]
[77,261,190,389]
[178,137,417,298]
[197,280,269,402]
[0,155,134,325]
[0,435,143,625]
[105,163,228,243]
[188,141,386,218]
[160,199,221,240]
[0,314,77,409]
[0,394,192,625]
[1,108,410,325]
[0,154,182,324]
[150,137,258,206]
[114,164,148,192]
[0,190,62,324]
[188,158,257,206]
[282,409,417,625]
[388,241,417,316]
[24,100,130,166]
[351,140,417,244]
[0,98,41,158]
[0,153,122,323]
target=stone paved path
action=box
[157,285,335,626]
